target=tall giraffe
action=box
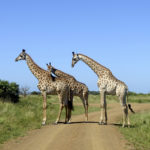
[47,63,88,122]
[15,49,72,125]
[71,52,134,127]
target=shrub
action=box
[30,91,40,95]
[0,80,19,103]
[89,91,99,95]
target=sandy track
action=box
[2,103,150,150]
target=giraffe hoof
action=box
[54,122,58,125]
[98,121,107,125]
[42,121,46,126]
[85,118,88,122]
[122,125,125,128]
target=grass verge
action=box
[120,111,150,150]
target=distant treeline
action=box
[89,91,100,95]
[89,91,150,96]
[29,90,150,96]
[0,77,149,103]
[0,80,19,103]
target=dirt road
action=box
[2,103,150,150]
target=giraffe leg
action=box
[85,104,88,122]
[67,107,72,123]
[120,94,128,127]
[42,91,47,125]
[80,96,88,121]
[67,94,73,123]
[122,105,128,127]
[55,94,64,124]
[83,92,89,121]
[99,90,107,125]
[55,103,64,124]
[127,107,130,127]
[65,105,68,123]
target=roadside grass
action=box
[0,95,100,144]
[127,94,150,103]
[75,94,150,104]
[120,111,150,150]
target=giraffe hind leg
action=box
[120,94,128,128]
[83,92,89,122]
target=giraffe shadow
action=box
[68,121,99,124]
[51,121,99,125]
[111,123,135,128]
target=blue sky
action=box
[0,0,150,93]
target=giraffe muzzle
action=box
[15,58,18,62]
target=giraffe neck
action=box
[52,67,73,78]
[26,54,48,80]
[78,54,109,77]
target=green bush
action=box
[30,91,40,95]
[0,80,19,103]
[89,91,99,95]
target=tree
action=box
[0,80,19,103]
[20,86,30,97]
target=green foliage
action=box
[30,91,40,95]
[120,111,150,150]
[89,91,99,95]
[0,80,19,103]
[128,94,150,103]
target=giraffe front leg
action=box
[99,90,107,125]
[42,91,47,125]
[55,103,64,124]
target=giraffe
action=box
[15,49,72,125]
[71,52,134,127]
[47,63,88,122]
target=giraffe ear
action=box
[72,52,75,56]
[22,49,26,53]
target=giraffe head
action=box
[72,52,80,67]
[15,49,27,61]
[46,63,53,73]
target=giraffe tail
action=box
[127,93,135,113]
[68,101,74,111]
[68,88,74,111]
[128,104,135,113]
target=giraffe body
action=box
[47,63,88,122]
[15,50,72,125]
[72,52,134,127]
